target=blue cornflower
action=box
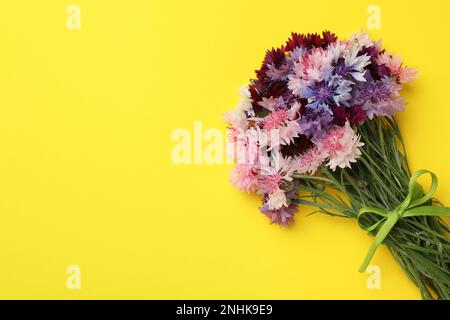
[301,68,353,109]
[333,47,371,82]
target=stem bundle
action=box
[293,117,450,299]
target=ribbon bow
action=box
[358,169,450,272]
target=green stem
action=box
[294,117,450,300]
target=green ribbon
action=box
[357,169,450,273]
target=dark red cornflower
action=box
[249,79,289,117]
[249,78,287,101]
[368,62,391,80]
[285,96,308,111]
[280,135,314,157]
[300,33,322,48]
[350,105,368,124]
[360,47,391,80]
[360,46,379,58]
[285,32,305,51]
[331,105,367,127]
[249,80,266,116]
[321,31,338,47]
[264,47,286,67]
[285,31,337,51]
[255,47,286,80]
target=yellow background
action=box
[0,0,448,299]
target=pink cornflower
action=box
[297,146,328,174]
[318,121,364,170]
[397,68,417,84]
[230,164,261,193]
[278,120,301,145]
[287,75,310,97]
[291,55,309,79]
[257,96,285,111]
[259,156,296,195]
[261,173,283,194]
[262,109,289,130]
[288,48,333,91]
[258,111,300,146]
[377,52,417,84]
[305,47,333,81]
[227,128,260,165]
[226,128,240,143]
[288,55,311,96]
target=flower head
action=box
[298,103,333,139]
[297,146,328,174]
[230,164,261,193]
[377,53,417,84]
[262,109,289,130]
[358,77,406,119]
[304,47,333,82]
[318,121,364,170]
[260,156,296,192]
[266,189,288,210]
[260,202,298,226]
[331,104,367,126]
[259,189,298,226]
[301,69,353,108]
[278,120,301,145]
[334,46,371,82]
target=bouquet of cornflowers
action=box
[224,30,450,299]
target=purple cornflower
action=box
[298,103,333,139]
[259,190,298,226]
[355,77,405,119]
